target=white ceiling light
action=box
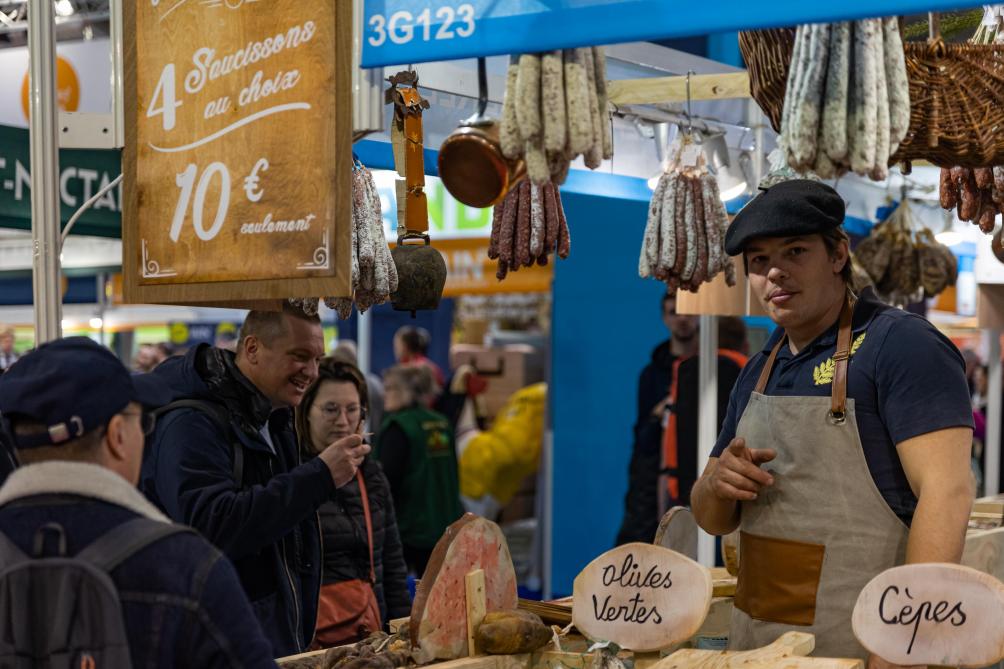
[703,132,749,201]
[54,0,75,17]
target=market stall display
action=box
[475,611,553,655]
[289,159,399,319]
[411,514,519,661]
[488,180,570,280]
[742,14,1004,168]
[933,17,1004,235]
[853,201,957,306]
[939,166,1004,233]
[572,542,712,651]
[778,19,909,180]
[851,563,1004,668]
[639,141,735,292]
[500,48,613,185]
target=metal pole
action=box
[697,315,719,567]
[986,331,1002,496]
[28,0,62,343]
[357,309,372,376]
[109,0,125,148]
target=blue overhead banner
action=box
[361,0,984,67]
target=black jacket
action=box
[314,456,411,623]
[616,340,676,546]
[140,345,333,657]
[672,351,745,506]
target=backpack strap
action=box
[0,530,29,567]
[75,517,194,573]
[154,399,244,487]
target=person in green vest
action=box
[377,365,464,575]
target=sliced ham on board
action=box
[410,514,518,662]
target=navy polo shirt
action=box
[711,289,974,524]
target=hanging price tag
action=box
[680,142,702,168]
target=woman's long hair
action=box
[295,357,369,455]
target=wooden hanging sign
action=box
[572,542,712,652]
[122,0,352,306]
[851,563,1004,668]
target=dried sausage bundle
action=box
[488,179,570,280]
[854,201,956,306]
[939,166,1003,234]
[288,163,398,319]
[639,151,734,293]
[780,18,909,181]
[500,47,612,185]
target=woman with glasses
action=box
[295,358,410,647]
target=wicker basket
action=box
[738,28,795,134]
[740,27,1004,167]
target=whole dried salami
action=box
[516,181,532,267]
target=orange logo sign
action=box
[21,56,81,120]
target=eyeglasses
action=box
[314,404,363,421]
[121,411,156,436]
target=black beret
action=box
[724,179,845,256]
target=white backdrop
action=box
[0,37,112,128]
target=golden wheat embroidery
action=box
[813,333,867,386]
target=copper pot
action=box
[439,121,525,209]
[438,57,525,209]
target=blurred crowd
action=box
[0,308,545,664]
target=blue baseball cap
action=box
[0,337,172,449]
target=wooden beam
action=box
[607,72,751,106]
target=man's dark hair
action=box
[661,292,675,313]
[239,302,321,352]
[821,227,853,284]
[295,358,369,454]
[718,317,747,353]
[8,417,105,466]
[395,326,429,356]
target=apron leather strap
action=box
[755,336,785,394]
[753,296,856,417]
[830,297,855,419]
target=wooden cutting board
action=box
[651,632,862,669]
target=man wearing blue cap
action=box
[690,180,975,663]
[0,337,278,667]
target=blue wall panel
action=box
[549,180,666,596]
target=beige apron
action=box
[728,299,909,659]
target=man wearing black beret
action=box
[691,180,974,662]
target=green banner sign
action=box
[0,124,122,238]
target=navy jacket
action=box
[140,345,334,656]
[0,462,277,668]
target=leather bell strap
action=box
[396,87,429,235]
[754,297,855,417]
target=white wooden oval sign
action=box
[852,563,1004,668]
[572,542,712,651]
